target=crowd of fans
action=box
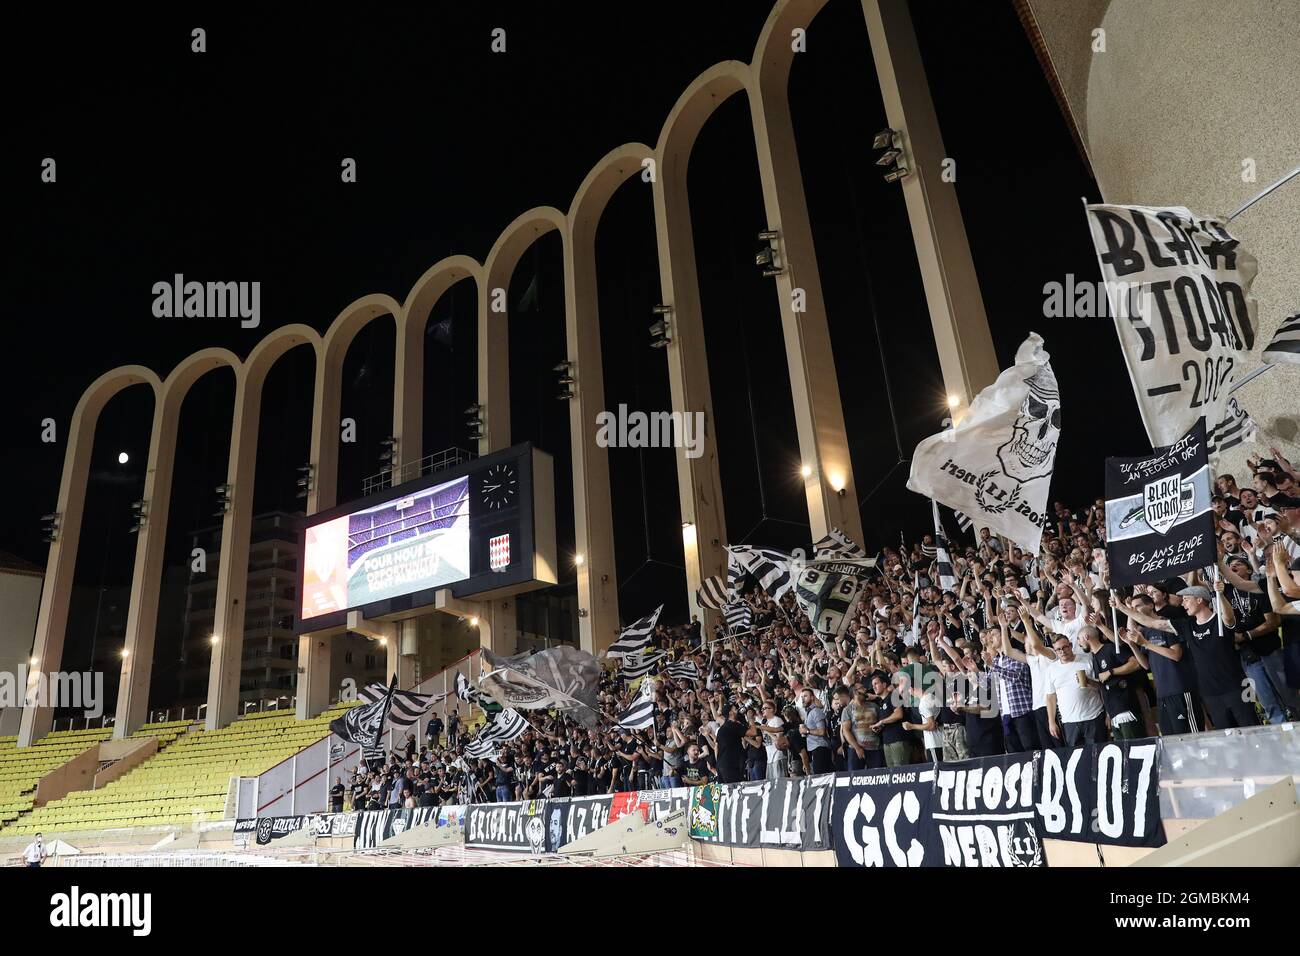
[332,448,1300,812]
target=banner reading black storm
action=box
[1105,419,1216,585]
[688,776,832,850]
[1085,203,1257,458]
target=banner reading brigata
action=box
[1105,419,1216,585]
[907,333,1060,552]
[1085,203,1257,455]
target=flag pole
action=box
[1225,163,1300,221]
[1109,588,1120,651]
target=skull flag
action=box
[1105,419,1216,586]
[907,333,1060,552]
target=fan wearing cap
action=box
[1120,583,1258,729]
[1218,552,1290,725]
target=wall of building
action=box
[1024,0,1300,472]
[0,568,43,735]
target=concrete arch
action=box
[563,143,654,652]
[752,0,831,97]
[479,207,568,453]
[650,62,752,622]
[398,256,483,469]
[19,366,162,746]
[314,295,402,513]
[206,325,322,729]
[114,348,242,736]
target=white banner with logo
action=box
[1085,203,1258,455]
[907,333,1060,552]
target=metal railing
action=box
[361,446,476,497]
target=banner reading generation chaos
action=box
[1105,419,1216,585]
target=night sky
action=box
[4,2,1145,685]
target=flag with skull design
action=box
[906,333,1061,552]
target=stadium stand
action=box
[0,703,353,835]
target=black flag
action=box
[331,675,396,747]
[1105,420,1216,586]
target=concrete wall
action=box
[0,568,43,736]
[1024,0,1300,472]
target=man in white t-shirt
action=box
[1044,635,1106,746]
[903,684,944,764]
[759,699,787,780]
[22,833,47,868]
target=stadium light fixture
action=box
[120,648,130,658]
[29,657,38,666]
[574,553,585,567]
[554,360,576,401]
[117,451,129,465]
[947,394,961,409]
[873,127,910,183]
[464,404,485,442]
[378,436,399,472]
[755,230,783,278]
[800,464,813,479]
[129,499,149,534]
[295,463,315,499]
[469,616,479,627]
[649,305,673,349]
[209,634,219,645]
[40,512,61,542]
[377,637,388,647]
[214,484,233,518]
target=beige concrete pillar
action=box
[861,0,1000,406]
[651,106,731,619]
[295,631,333,720]
[19,368,160,747]
[478,209,566,455]
[115,352,239,738]
[565,146,651,654]
[207,329,319,731]
[748,26,864,543]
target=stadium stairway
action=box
[0,704,352,837]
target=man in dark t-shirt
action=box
[1124,586,1258,729]
[1118,591,1205,735]
[711,699,747,784]
[680,744,715,786]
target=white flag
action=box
[1085,203,1258,456]
[906,333,1059,552]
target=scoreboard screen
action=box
[296,442,556,631]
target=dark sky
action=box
[4,1,1145,679]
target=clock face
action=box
[480,463,517,511]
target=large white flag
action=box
[1085,203,1258,456]
[907,333,1059,552]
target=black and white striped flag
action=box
[812,528,866,560]
[931,500,957,591]
[722,601,752,633]
[358,683,447,730]
[954,509,973,533]
[605,605,663,659]
[695,575,728,610]
[726,545,793,600]
[666,659,700,683]
[1262,312,1300,365]
[454,671,487,706]
[619,651,666,680]
[1207,396,1258,457]
[330,676,395,747]
[464,708,529,758]
[616,679,656,731]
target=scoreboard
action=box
[296,442,556,631]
